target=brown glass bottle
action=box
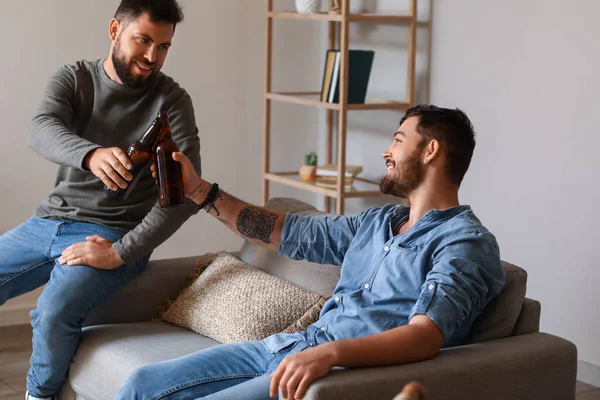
[155,112,185,207]
[104,112,163,201]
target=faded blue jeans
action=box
[116,339,312,400]
[0,217,149,398]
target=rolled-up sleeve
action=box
[278,212,364,266]
[409,231,505,343]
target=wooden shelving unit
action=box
[263,0,417,214]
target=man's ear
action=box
[109,18,121,41]
[423,139,441,165]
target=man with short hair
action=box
[118,105,506,400]
[0,1,201,399]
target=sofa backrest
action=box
[238,198,340,297]
[464,261,529,343]
[240,197,537,344]
[510,297,541,336]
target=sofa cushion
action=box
[239,197,341,298]
[161,251,327,343]
[465,261,528,344]
[69,321,219,400]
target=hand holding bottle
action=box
[151,151,203,202]
[85,147,133,191]
[102,112,163,201]
[153,114,186,207]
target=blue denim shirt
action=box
[262,204,505,353]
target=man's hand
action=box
[58,235,124,270]
[150,151,204,201]
[84,147,133,191]
[269,344,337,400]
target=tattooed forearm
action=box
[236,206,278,244]
[201,188,282,248]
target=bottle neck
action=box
[139,120,162,146]
[158,126,173,141]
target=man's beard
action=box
[380,148,426,198]
[112,38,155,89]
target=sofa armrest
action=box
[83,256,199,327]
[295,333,577,400]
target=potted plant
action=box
[299,151,318,182]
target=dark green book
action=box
[320,49,375,104]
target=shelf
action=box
[263,0,418,214]
[267,11,414,24]
[348,14,413,23]
[268,11,342,21]
[266,92,410,111]
[265,172,384,199]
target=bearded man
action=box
[0,2,201,399]
[117,105,506,400]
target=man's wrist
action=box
[110,243,126,267]
[83,148,97,170]
[190,181,212,206]
[112,252,124,268]
[319,341,341,366]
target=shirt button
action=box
[321,327,326,331]
[364,283,370,289]
[335,296,340,302]
[428,284,434,290]
[383,246,390,252]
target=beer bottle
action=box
[104,113,163,200]
[155,111,185,207]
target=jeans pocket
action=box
[265,340,310,373]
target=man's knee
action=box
[33,263,122,322]
[30,279,89,334]
[117,365,157,400]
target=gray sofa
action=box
[58,198,577,400]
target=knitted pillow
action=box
[161,252,326,344]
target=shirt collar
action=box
[387,204,472,234]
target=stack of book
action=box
[315,164,363,190]
[320,49,375,104]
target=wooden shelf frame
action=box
[262,0,418,214]
[267,11,414,24]
[266,92,411,111]
[265,172,383,199]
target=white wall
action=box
[428,0,600,374]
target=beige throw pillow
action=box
[161,252,326,344]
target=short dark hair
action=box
[400,104,476,187]
[114,0,183,29]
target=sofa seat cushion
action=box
[69,321,219,400]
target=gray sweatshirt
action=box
[28,59,201,266]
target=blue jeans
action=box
[0,217,149,398]
[116,340,312,400]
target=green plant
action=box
[304,152,318,166]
